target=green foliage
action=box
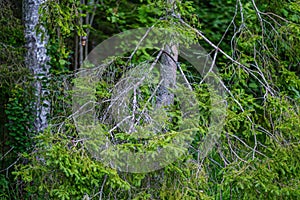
[0,174,9,198]
[221,144,300,199]
[47,38,72,73]
[48,74,74,126]
[0,1,24,48]
[39,0,86,73]
[0,0,32,157]
[2,0,300,199]
[0,1,36,199]
[13,129,214,199]
[13,131,130,199]
[39,0,84,37]
[5,86,35,153]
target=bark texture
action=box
[23,0,50,133]
[156,0,178,108]
[156,44,178,108]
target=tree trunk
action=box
[156,44,178,107]
[23,0,50,133]
[156,0,178,108]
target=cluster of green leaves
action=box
[39,0,88,73]
[13,129,213,199]
[220,144,300,199]
[13,131,130,199]
[207,95,300,199]
[5,86,34,153]
[90,0,199,43]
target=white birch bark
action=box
[23,0,50,133]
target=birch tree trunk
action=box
[23,0,50,133]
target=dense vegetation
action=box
[1,0,299,199]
